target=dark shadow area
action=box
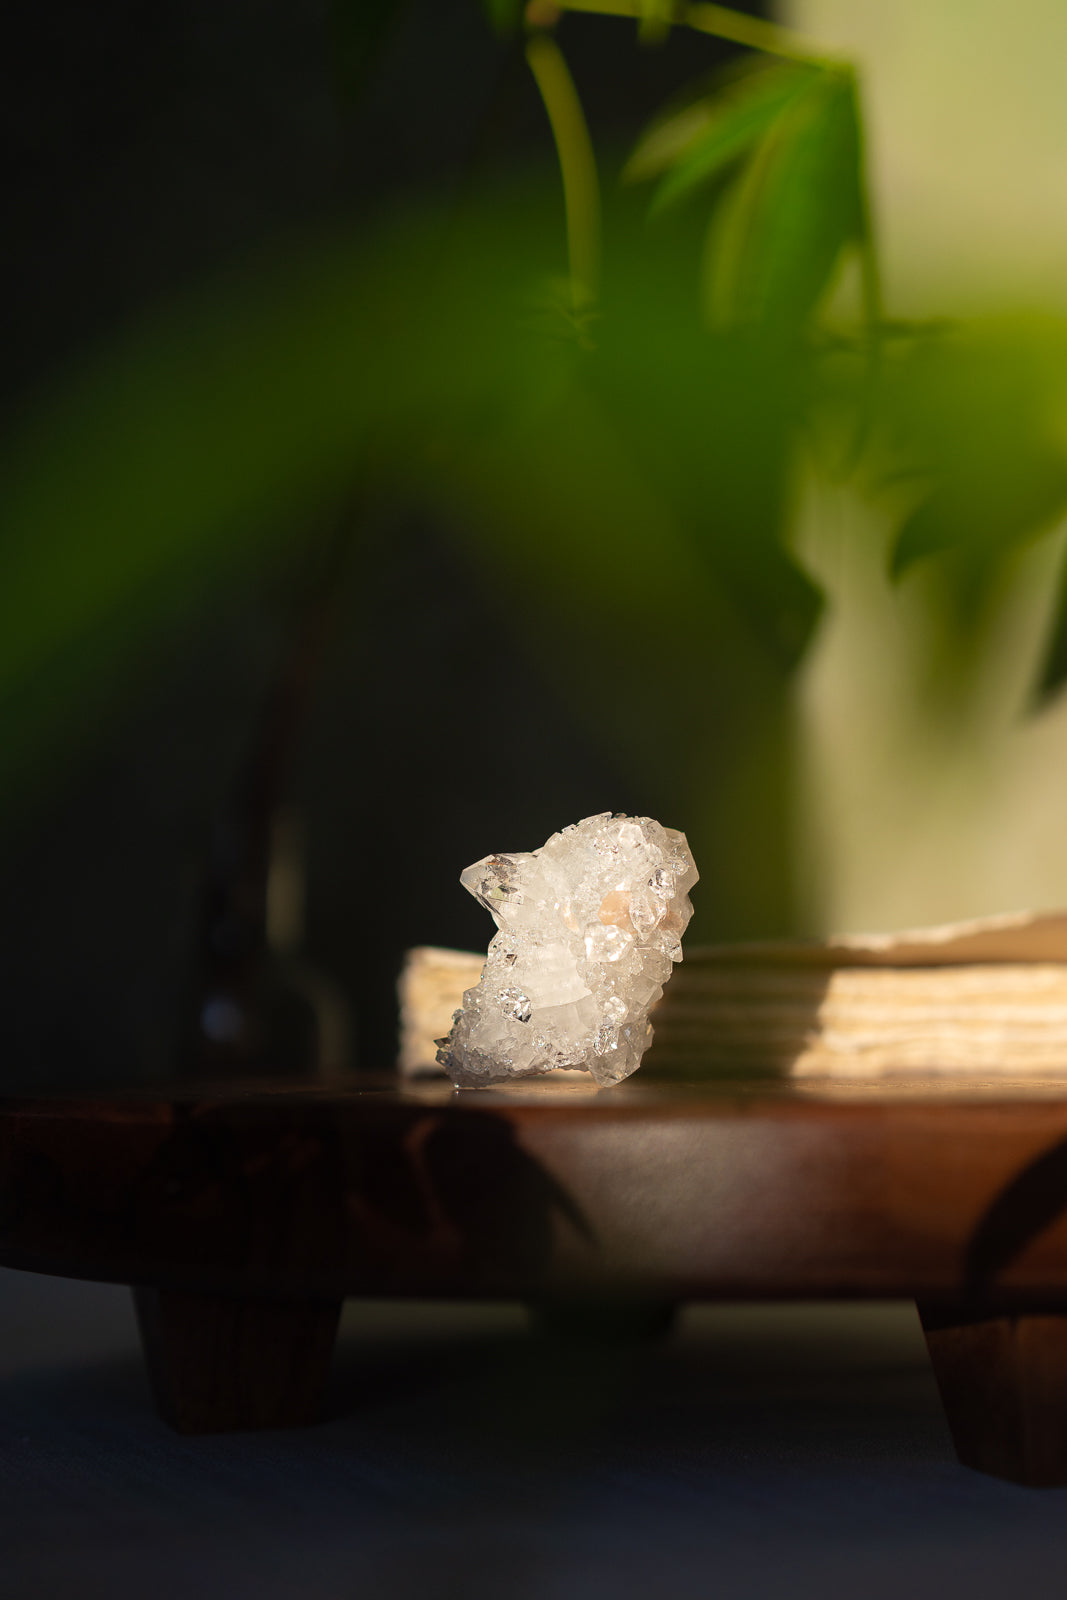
[0,0,770,1091]
[644,955,833,1077]
[965,1133,1067,1297]
[7,1271,1067,1598]
[0,1098,592,1294]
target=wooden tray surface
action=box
[4,1074,1067,1309]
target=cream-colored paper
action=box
[397,947,483,1076]
[687,909,1067,969]
[399,913,1067,1079]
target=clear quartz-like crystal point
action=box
[437,813,698,1089]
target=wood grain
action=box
[5,1076,1067,1305]
[920,1308,1067,1485]
[8,1075,1067,1470]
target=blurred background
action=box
[5,0,1067,1087]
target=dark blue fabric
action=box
[3,1270,1066,1598]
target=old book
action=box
[398,912,1067,1079]
[397,946,484,1077]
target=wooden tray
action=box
[5,1072,1067,1483]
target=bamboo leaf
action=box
[704,67,864,333]
[891,471,1067,582]
[0,197,579,800]
[1036,549,1067,703]
[625,60,821,206]
[889,493,964,579]
[0,177,836,812]
[578,257,823,673]
[637,0,673,45]
[882,321,1067,583]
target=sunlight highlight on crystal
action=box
[437,813,698,1088]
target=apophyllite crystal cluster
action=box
[437,813,698,1088]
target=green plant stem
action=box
[541,0,830,63]
[525,31,601,306]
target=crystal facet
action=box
[437,813,698,1088]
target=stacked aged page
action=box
[399,911,1067,1079]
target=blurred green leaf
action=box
[637,0,673,46]
[704,67,865,334]
[1036,547,1067,704]
[0,196,579,797]
[327,0,406,103]
[891,470,1067,584]
[0,169,834,852]
[480,0,525,36]
[565,217,824,672]
[625,60,822,212]
[890,492,962,576]
[880,320,1067,585]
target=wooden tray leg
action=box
[919,1305,1067,1485]
[133,1287,342,1434]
